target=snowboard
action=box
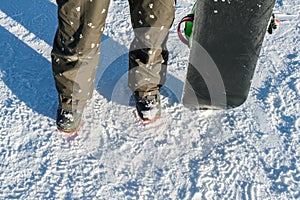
[182,0,276,109]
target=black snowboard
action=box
[182,0,275,109]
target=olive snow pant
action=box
[51,0,175,111]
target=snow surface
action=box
[0,0,299,199]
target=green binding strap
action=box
[177,3,196,46]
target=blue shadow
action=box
[0,0,58,45]
[0,0,58,119]
[0,26,57,119]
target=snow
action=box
[0,0,299,199]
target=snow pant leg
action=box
[51,0,110,111]
[128,0,176,96]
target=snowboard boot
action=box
[56,107,83,133]
[134,92,161,122]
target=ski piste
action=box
[182,0,276,109]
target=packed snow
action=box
[0,0,299,199]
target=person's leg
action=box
[128,0,176,96]
[51,0,110,132]
[128,0,175,120]
[52,0,110,112]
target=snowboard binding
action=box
[267,13,280,34]
[177,3,195,46]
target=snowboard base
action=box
[182,0,275,109]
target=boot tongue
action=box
[145,95,156,101]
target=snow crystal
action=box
[295,80,300,94]
[88,23,95,28]
[64,113,74,121]
[295,118,300,132]
[141,107,159,120]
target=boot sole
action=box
[57,120,84,134]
